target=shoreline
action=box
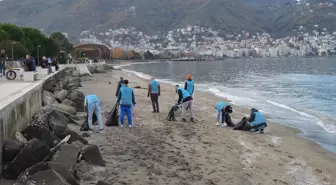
[76,68,336,184]
[113,61,336,153]
[119,67,335,155]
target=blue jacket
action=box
[118,86,136,106]
[184,80,194,95]
[215,101,229,111]
[85,94,101,112]
[249,111,266,127]
[177,87,191,103]
[150,80,159,94]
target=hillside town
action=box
[77,24,336,59]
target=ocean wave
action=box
[266,100,336,134]
[113,61,161,69]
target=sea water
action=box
[122,57,336,152]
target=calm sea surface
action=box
[122,57,336,152]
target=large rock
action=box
[68,115,84,125]
[63,99,75,107]
[80,145,105,167]
[97,181,110,185]
[61,129,88,145]
[43,90,56,106]
[51,144,80,170]
[17,162,79,185]
[55,90,69,102]
[2,139,25,163]
[49,110,69,136]
[67,90,85,112]
[2,139,50,180]
[28,169,71,185]
[22,124,54,148]
[49,103,77,116]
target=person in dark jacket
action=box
[147,77,160,113]
[117,79,136,128]
[24,54,36,71]
[176,84,194,122]
[51,58,59,71]
[0,49,7,77]
[115,77,124,97]
[41,56,52,74]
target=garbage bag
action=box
[80,113,97,131]
[167,104,180,121]
[105,102,120,126]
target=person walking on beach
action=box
[115,77,124,97]
[215,101,235,127]
[175,84,194,122]
[184,75,194,97]
[84,94,104,133]
[148,76,160,113]
[118,79,136,127]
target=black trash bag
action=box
[80,113,98,131]
[167,104,180,121]
[105,102,120,126]
[233,117,251,131]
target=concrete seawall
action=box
[0,68,66,173]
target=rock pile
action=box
[2,67,108,185]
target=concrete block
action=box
[23,72,38,82]
[52,66,56,72]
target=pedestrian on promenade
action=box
[0,49,7,77]
[41,56,52,74]
[115,77,124,97]
[118,79,136,128]
[84,94,104,133]
[51,58,59,71]
[175,84,194,122]
[147,76,160,113]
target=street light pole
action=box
[37,45,41,66]
[11,42,15,61]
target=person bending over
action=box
[118,79,136,127]
[215,101,235,127]
[84,94,103,133]
[175,84,194,122]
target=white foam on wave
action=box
[113,61,160,69]
[267,100,336,134]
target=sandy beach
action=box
[73,68,336,185]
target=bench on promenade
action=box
[23,71,38,82]
[36,67,50,75]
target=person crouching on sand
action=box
[215,101,235,127]
[118,79,136,128]
[175,84,194,122]
[233,108,267,133]
[84,94,104,133]
[148,76,160,113]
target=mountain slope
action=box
[0,0,264,39]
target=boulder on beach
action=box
[63,99,75,107]
[49,110,69,136]
[51,144,80,170]
[79,145,105,167]
[2,139,25,163]
[15,132,28,144]
[28,169,71,185]
[43,90,57,106]
[68,115,84,125]
[17,162,79,185]
[49,103,77,116]
[67,90,85,112]
[97,181,111,185]
[22,124,54,148]
[55,90,69,102]
[2,139,50,180]
[61,129,88,145]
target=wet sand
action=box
[75,69,336,185]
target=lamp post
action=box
[11,42,16,61]
[37,45,41,66]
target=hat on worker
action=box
[186,75,192,80]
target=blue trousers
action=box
[120,105,133,126]
[216,109,225,123]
